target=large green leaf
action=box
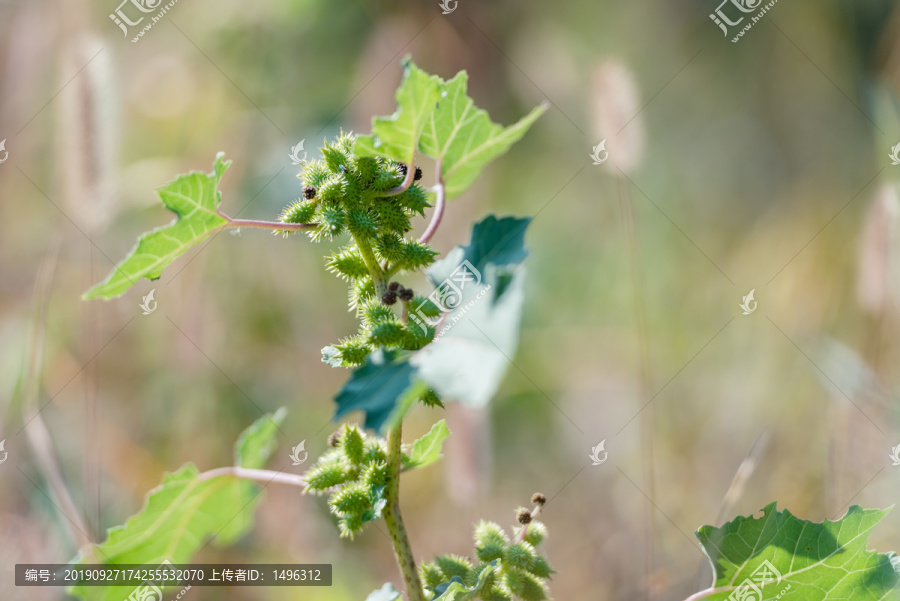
[403,419,450,470]
[84,154,232,300]
[419,71,546,198]
[69,409,285,601]
[411,216,531,406]
[354,58,442,165]
[333,350,426,432]
[694,502,900,600]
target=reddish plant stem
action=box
[514,503,543,543]
[196,467,307,487]
[383,160,417,196]
[418,172,445,244]
[224,217,316,231]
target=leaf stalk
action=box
[418,163,445,244]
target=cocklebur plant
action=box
[69,57,900,601]
[76,58,549,601]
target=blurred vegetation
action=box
[2,0,900,599]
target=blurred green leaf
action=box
[354,58,442,165]
[333,350,425,432]
[235,406,286,469]
[68,410,284,601]
[419,71,546,198]
[84,154,231,300]
[404,419,450,470]
[695,503,900,600]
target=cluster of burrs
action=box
[278,131,445,368]
[418,494,554,601]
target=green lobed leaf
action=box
[411,216,531,406]
[354,58,442,165]
[84,153,232,300]
[429,561,499,601]
[419,71,546,198]
[333,349,426,432]
[68,409,285,601]
[366,582,402,601]
[694,502,900,600]
[404,419,450,470]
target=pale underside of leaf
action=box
[411,216,531,407]
[412,265,525,407]
[366,582,402,601]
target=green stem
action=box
[353,234,388,296]
[383,421,426,601]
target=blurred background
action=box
[2,0,900,599]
